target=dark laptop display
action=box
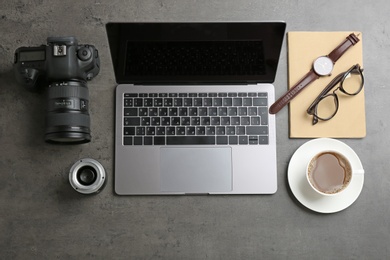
[106,22,285,84]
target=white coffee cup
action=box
[306,150,354,196]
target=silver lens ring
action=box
[69,158,106,194]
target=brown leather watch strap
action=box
[328,33,360,63]
[269,70,319,114]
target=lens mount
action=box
[69,158,106,194]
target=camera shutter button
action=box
[77,47,92,61]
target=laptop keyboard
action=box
[122,92,269,146]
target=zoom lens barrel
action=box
[45,81,91,144]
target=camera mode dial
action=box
[77,46,92,61]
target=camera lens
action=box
[45,81,91,144]
[77,166,97,185]
[69,158,106,194]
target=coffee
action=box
[307,151,352,195]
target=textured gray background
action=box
[1,0,389,259]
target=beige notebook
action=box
[288,32,365,138]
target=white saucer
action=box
[288,138,364,213]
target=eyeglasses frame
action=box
[307,64,364,125]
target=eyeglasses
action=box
[307,64,364,125]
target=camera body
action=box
[14,37,100,144]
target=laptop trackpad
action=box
[160,147,232,193]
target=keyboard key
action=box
[171,117,180,125]
[223,98,232,106]
[217,136,228,145]
[206,126,216,135]
[259,107,268,125]
[124,98,133,107]
[159,108,168,116]
[136,127,145,135]
[151,117,161,126]
[238,107,247,115]
[154,98,163,106]
[216,126,225,135]
[251,116,260,125]
[134,98,143,107]
[169,108,178,116]
[249,136,258,145]
[253,98,267,106]
[154,137,166,145]
[146,127,155,135]
[166,127,176,135]
[125,117,140,126]
[164,98,173,106]
[149,108,158,116]
[144,98,153,106]
[181,117,191,125]
[167,136,215,145]
[156,127,165,135]
[211,117,220,125]
[246,126,268,135]
[241,117,250,125]
[226,126,235,135]
[233,98,242,106]
[259,136,269,144]
[179,107,188,116]
[204,98,212,106]
[161,117,170,125]
[134,137,142,145]
[189,108,198,116]
[141,117,150,126]
[229,136,238,145]
[199,108,208,116]
[228,107,237,116]
[239,136,248,144]
[196,126,206,135]
[194,98,203,106]
[243,98,252,106]
[184,98,192,106]
[177,127,186,135]
[221,117,230,125]
[186,127,196,135]
[209,107,218,116]
[191,117,200,125]
[213,98,222,106]
[144,136,153,145]
[124,137,132,145]
[174,98,183,106]
[139,108,148,116]
[201,117,211,125]
[124,127,135,136]
[124,108,137,116]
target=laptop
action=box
[106,22,286,195]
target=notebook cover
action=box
[287,31,365,138]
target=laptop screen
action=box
[106,22,286,84]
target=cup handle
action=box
[353,169,365,175]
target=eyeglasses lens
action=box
[316,95,337,119]
[342,71,363,95]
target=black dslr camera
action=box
[14,37,100,144]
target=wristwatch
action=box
[269,33,360,114]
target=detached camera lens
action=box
[77,166,97,185]
[69,158,106,194]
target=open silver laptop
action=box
[106,22,286,195]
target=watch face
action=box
[313,56,334,76]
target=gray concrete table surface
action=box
[0,0,389,259]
